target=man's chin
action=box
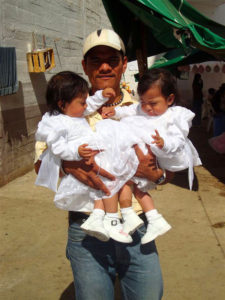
[95,78,116,90]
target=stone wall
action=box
[0,0,111,186]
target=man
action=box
[35,29,168,299]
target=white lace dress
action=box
[36,97,201,212]
[113,104,202,190]
[35,91,139,212]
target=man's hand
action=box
[62,159,115,196]
[134,144,173,183]
[34,159,67,178]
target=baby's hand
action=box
[78,144,103,164]
[151,130,164,149]
[78,144,94,159]
[102,88,116,99]
[101,107,116,119]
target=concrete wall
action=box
[0,0,111,186]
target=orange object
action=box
[26,48,55,73]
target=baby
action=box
[101,68,202,243]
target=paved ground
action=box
[0,124,225,300]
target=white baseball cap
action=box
[83,29,126,57]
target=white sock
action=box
[145,209,159,222]
[92,208,105,218]
[120,207,133,218]
[106,212,120,219]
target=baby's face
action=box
[140,85,174,116]
[61,93,88,117]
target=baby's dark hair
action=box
[46,71,89,115]
[137,68,177,102]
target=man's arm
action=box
[34,142,173,195]
[34,155,115,196]
[34,159,42,174]
[62,144,173,195]
[62,159,115,196]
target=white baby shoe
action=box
[141,214,171,244]
[122,210,144,234]
[103,215,133,243]
[81,213,109,242]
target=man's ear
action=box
[167,93,175,106]
[122,56,128,73]
[82,59,87,75]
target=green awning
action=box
[102,0,225,61]
[151,48,217,69]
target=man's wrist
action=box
[155,169,166,185]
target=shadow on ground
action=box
[60,282,75,300]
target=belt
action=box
[69,211,147,226]
[69,211,89,226]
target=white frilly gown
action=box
[114,104,202,191]
[35,113,139,212]
[35,103,201,212]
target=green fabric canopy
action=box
[102,0,225,63]
[150,48,217,69]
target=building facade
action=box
[0,0,111,186]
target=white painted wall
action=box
[177,62,225,108]
[211,3,225,25]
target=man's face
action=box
[82,46,127,94]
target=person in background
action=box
[201,88,215,132]
[192,73,203,126]
[212,83,225,137]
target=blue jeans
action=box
[66,215,163,300]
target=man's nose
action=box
[99,62,112,72]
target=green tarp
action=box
[102,0,225,63]
[150,48,217,69]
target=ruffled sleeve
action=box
[35,113,83,192]
[170,106,195,138]
[114,103,139,119]
[84,90,109,116]
[154,106,194,155]
[35,113,81,161]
